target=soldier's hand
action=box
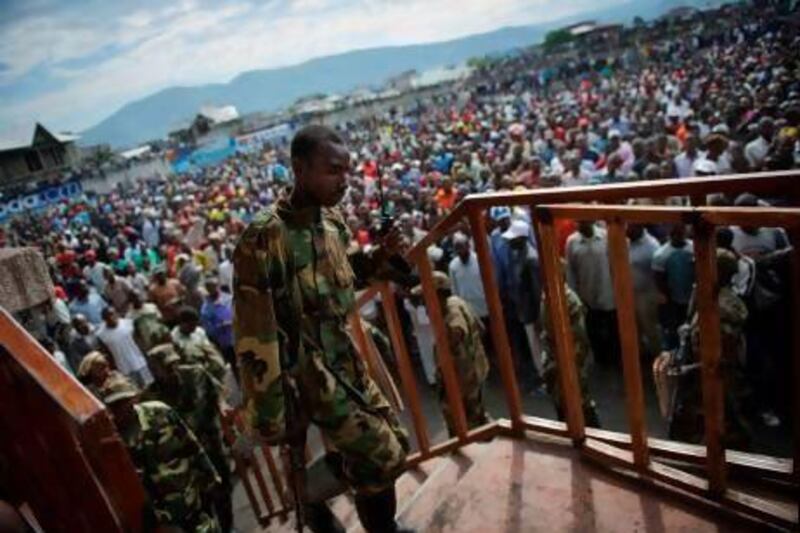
[379,224,407,257]
[233,432,258,457]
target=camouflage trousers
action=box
[542,355,601,428]
[301,349,410,495]
[437,382,490,438]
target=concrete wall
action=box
[81,158,173,195]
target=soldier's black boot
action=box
[303,501,346,533]
[354,486,415,533]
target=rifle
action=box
[281,371,307,533]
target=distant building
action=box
[0,124,80,189]
[168,105,241,147]
[561,20,624,49]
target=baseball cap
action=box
[489,206,512,221]
[502,220,530,241]
[693,158,717,175]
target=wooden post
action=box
[416,249,469,441]
[693,221,727,496]
[348,313,379,379]
[262,446,289,510]
[789,228,800,493]
[467,206,524,432]
[606,220,650,470]
[532,209,586,444]
[233,415,276,514]
[378,282,431,455]
[219,411,264,520]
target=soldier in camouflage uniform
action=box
[77,350,129,400]
[144,343,233,532]
[171,306,228,382]
[129,291,170,355]
[413,271,490,436]
[102,374,221,532]
[539,284,601,427]
[233,125,410,533]
[671,248,752,448]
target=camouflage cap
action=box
[147,343,181,367]
[77,351,108,379]
[102,374,139,404]
[411,271,451,296]
[717,248,739,284]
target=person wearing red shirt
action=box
[434,177,457,212]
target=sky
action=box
[0,0,624,145]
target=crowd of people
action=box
[2,1,800,528]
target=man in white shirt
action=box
[96,307,153,389]
[731,193,789,258]
[673,134,701,178]
[565,222,619,366]
[82,250,108,294]
[448,233,488,319]
[744,117,774,169]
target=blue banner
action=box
[0,180,83,221]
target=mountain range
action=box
[80,0,712,148]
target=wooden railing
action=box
[231,170,800,529]
[0,308,147,532]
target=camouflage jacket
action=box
[141,363,222,442]
[123,401,220,531]
[232,197,385,442]
[539,285,592,379]
[171,327,227,382]
[130,303,170,354]
[439,296,490,392]
[690,286,748,368]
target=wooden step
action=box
[399,436,760,532]
[262,455,450,532]
[395,442,493,529]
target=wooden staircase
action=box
[261,434,765,532]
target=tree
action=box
[543,29,574,51]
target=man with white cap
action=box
[502,219,544,389]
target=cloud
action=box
[0,0,621,141]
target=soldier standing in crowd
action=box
[102,374,221,532]
[687,249,751,447]
[128,291,170,355]
[415,271,490,436]
[539,282,601,427]
[233,125,411,533]
[77,350,124,399]
[172,306,228,382]
[144,343,233,532]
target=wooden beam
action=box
[467,205,524,432]
[416,254,469,440]
[606,220,650,471]
[403,421,500,468]
[461,170,800,210]
[532,213,586,444]
[530,204,800,228]
[693,221,727,496]
[377,282,431,455]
